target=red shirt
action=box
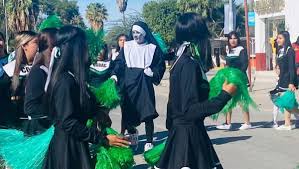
[292,43,299,63]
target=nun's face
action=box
[132,30,146,44]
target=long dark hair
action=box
[175,12,212,71]
[47,26,89,109]
[12,31,37,93]
[227,31,241,53]
[34,28,58,66]
[278,31,292,56]
[116,33,128,52]
[0,32,8,55]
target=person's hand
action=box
[106,135,130,147]
[110,75,118,83]
[222,80,237,96]
[289,84,296,91]
[144,67,154,77]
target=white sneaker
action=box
[154,166,160,169]
[272,123,279,129]
[239,123,252,130]
[276,125,292,131]
[144,143,154,152]
[216,124,232,130]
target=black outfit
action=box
[112,47,165,132]
[276,47,297,88]
[0,55,13,128]
[8,63,32,128]
[157,50,231,169]
[225,46,249,84]
[43,72,108,169]
[22,64,51,136]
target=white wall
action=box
[285,0,299,42]
[255,13,266,53]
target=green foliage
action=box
[86,29,105,64]
[86,3,108,30]
[142,0,179,45]
[39,0,82,25]
[142,0,246,41]
[177,0,209,17]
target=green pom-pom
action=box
[96,128,135,169]
[153,32,168,54]
[108,147,135,169]
[274,91,298,112]
[86,29,105,64]
[144,141,166,166]
[95,147,121,169]
[86,119,94,128]
[209,68,258,120]
[90,79,121,109]
[39,15,63,31]
[106,128,119,135]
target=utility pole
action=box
[244,0,252,91]
[3,0,9,52]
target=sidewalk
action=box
[110,70,299,169]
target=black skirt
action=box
[121,68,158,128]
[43,128,93,169]
[157,122,223,169]
[22,118,51,136]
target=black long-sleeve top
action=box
[166,52,231,129]
[277,47,297,88]
[24,64,48,117]
[50,72,107,144]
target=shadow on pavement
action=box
[211,136,252,145]
[206,121,282,132]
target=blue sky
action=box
[77,0,151,25]
[78,0,243,26]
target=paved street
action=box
[110,70,299,169]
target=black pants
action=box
[127,119,154,143]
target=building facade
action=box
[254,0,299,70]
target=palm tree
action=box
[71,15,86,29]
[116,0,128,22]
[86,3,108,31]
[6,0,39,32]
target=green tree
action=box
[86,3,108,31]
[116,0,128,22]
[0,1,5,31]
[6,0,40,32]
[71,15,86,29]
[142,0,179,44]
[40,0,82,25]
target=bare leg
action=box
[243,111,250,125]
[284,111,292,126]
[226,111,232,125]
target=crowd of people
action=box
[0,11,298,169]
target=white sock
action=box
[273,105,279,124]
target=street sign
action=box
[248,12,255,27]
